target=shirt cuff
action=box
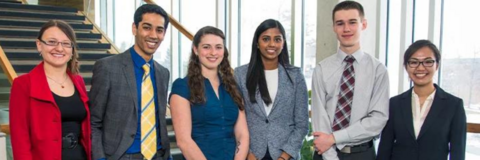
[332,129,349,144]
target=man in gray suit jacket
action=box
[90,4,171,160]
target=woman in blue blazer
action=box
[377,40,466,160]
[234,19,309,160]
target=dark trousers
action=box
[313,146,375,160]
[119,149,166,160]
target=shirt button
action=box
[265,119,269,123]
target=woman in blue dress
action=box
[169,26,249,160]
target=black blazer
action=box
[377,84,466,160]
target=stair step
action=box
[0,6,78,15]
[0,100,8,110]
[0,2,77,13]
[0,38,110,50]
[0,29,100,40]
[10,60,96,65]
[0,27,90,33]
[0,10,85,21]
[0,37,97,43]
[0,19,92,30]
[4,49,112,60]
[171,148,182,160]
[5,52,112,61]
[0,78,9,87]
[12,64,94,73]
[0,0,21,4]
[0,87,9,102]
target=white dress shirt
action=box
[311,49,390,160]
[412,89,436,138]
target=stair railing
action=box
[143,0,193,41]
[79,11,122,54]
[0,45,17,84]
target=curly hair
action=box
[187,26,244,110]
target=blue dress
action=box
[170,77,239,160]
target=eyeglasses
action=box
[407,59,436,68]
[39,39,73,48]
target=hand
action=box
[247,152,258,160]
[313,132,335,154]
[277,151,291,160]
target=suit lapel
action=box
[255,89,268,117]
[269,65,287,115]
[400,89,416,140]
[121,51,138,111]
[29,62,56,104]
[417,85,447,140]
[153,62,165,115]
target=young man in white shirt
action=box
[311,1,390,160]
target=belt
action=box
[62,133,79,149]
[127,149,166,159]
[336,140,373,154]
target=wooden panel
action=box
[467,123,480,133]
[0,124,9,135]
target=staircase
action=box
[0,1,180,159]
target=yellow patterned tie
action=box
[141,64,157,160]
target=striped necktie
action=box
[332,55,355,131]
[141,63,157,160]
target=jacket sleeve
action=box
[449,99,466,160]
[9,77,33,160]
[281,70,309,159]
[376,99,396,160]
[89,60,110,159]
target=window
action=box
[238,0,292,66]
[441,0,480,158]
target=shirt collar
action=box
[336,48,365,63]
[412,89,437,101]
[130,47,154,69]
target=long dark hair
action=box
[246,19,292,105]
[187,26,244,110]
[37,19,79,74]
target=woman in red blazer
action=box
[9,20,91,160]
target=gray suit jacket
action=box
[234,64,309,159]
[90,50,170,160]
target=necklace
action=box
[46,75,68,88]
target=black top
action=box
[52,89,87,160]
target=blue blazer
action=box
[234,64,309,159]
[377,84,466,160]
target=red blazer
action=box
[9,62,92,160]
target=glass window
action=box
[303,0,316,89]
[441,0,480,158]
[178,0,217,77]
[238,0,292,66]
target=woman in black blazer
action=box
[377,40,466,160]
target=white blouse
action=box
[411,89,436,139]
